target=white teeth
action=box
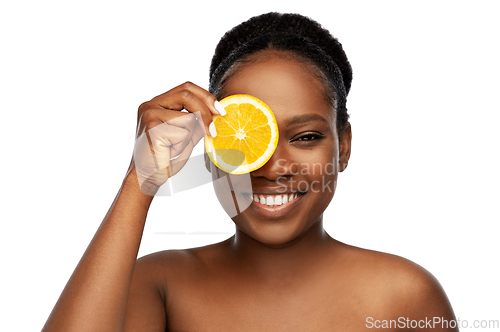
[252,193,301,207]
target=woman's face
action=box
[211,51,351,247]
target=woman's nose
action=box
[250,143,295,180]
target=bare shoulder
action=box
[334,242,457,330]
[124,240,230,331]
[338,242,440,290]
[135,238,231,276]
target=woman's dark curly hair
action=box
[209,12,352,135]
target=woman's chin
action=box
[233,218,313,249]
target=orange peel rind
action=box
[204,94,279,174]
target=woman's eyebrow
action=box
[285,114,329,126]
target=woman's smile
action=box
[247,190,306,218]
[252,192,302,207]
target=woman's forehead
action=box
[222,54,336,126]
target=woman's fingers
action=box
[148,89,212,137]
[168,113,206,175]
[147,82,225,137]
[162,113,198,160]
[169,139,195,176]
[153,81,225,116]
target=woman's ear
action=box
[339,122,352,172]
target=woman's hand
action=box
[132,82,226,195]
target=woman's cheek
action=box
[295,149,338,201]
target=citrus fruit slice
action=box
[205,94,279,174]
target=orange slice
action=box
[205,94,279,174]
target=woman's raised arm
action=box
[42,82,223,331]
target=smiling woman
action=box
[42,12,458,332]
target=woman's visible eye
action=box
[292,132,325,143]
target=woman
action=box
[43,13,457,331]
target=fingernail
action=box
[209,122,217,137]
[214,101,226,116]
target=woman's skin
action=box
[43,51,458,331]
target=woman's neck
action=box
[226,216,335,283]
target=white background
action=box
[1,1,499,331]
